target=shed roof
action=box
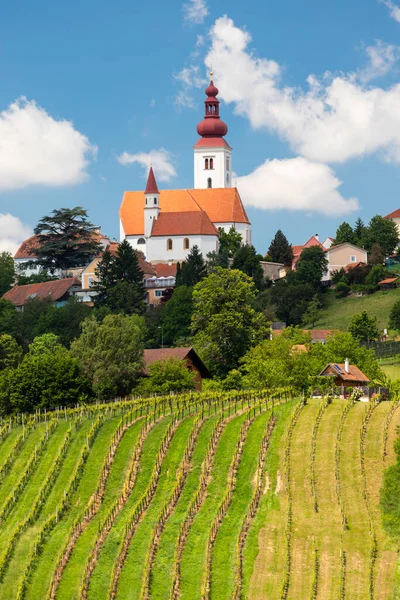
[143,347,210,378]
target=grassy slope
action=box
[316,288,400,331]
[87,418,170,600]
[380,357,400,381]
[0,427,21,468]
[56,418,144,600]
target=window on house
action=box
[205,158,209,170]
[207,177,212,188]
[155,290,165,297]
[137,238,145,244]
[350,255,357,262]
[184,238,190,250]
[88,276,94,288]
[167,239,173,251]
[209,158,214,169]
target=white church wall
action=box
[147,235,218,262]
[214,222,251,245]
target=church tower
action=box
[144,166,160,238]
[194,74,232,189]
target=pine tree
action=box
[94,249,117,306]
[267,230,293,265]
[354,218,366,245]
[231,245,265,290]
[177,246,207,287]
[114,239,144,284]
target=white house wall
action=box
[214,222,252,245]
[194,147,232,189]
[147,235,218,262]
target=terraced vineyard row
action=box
[0,391,398,599]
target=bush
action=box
[135,357,197,395]
[335,280,350,298]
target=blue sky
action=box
[1,0,400,254]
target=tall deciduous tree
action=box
[34,207,101,272]
[389,300,400,333]
[191,268,269,377]
[218,226,242,258]
[267,230,293,265]
[348,311,379,343]
[364,215,399,257]
[296,246,328,288]
[334,222,356,246]
[0,334,22,370]
[231,245,265,290]
[0,252,15,296]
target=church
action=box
[119,76,251,263]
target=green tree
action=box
[354,217,366,245]
[16,270,56,286]
[0,252,15,296]
[389,300,400,332]
[70,314,145,399]
[231,245,265,290]
[302,294,322,327]
[271,277,315,325]
[114,239,144,284]
[28,333,64,356]
[136,357,196,395]
[334,222,356,245]
[296,246,328,288]
[176,245,207,287]
[364,215,399,257]
[267,230,293,265]
[348,311,379,343]
[105,281,146,315]
[0,351,92,416]
[191,268,269,376]
[34,207,101,272]
[368,243,385,265]
[365,264,390,291]
[94,249,117,306]
[0,334,22,370]
[161,286,194,346]
[218,226,242,258]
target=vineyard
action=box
[0,391,399,599]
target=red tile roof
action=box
[153,264,177,277]
[344,261,366,272]
[3,278,81,307]
[193,137,231,148]
[291,236,322,259]
[143,347,210,378]
[120,187,250,236]
[14,231,110,260]
[320,363,370,383]
[378,277,398,285]
[385,208,400,219]
[151,211,218,237]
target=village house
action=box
[384,208,400,238]
[143,347,210,391]
[319,359,370,392]
[2,278,81,311]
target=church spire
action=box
[196,76,228,139]
[145,165,159,194]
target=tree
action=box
[354,217,366,245]
[33,297,92,347]
[70,314,145,399]
[334,222,356,245]
[231,245,265,290]
[302,294,322,327]
[271,277,315,325]
[114,240,144,284]
[218,226,242,258]
[267,230,293,265]
[364,215,399,257]
[0,252,15,296]
[389,300,400,332]
[0,335,22,370]
[365,264,390,291]
[135,358,197,395]
[296,246,328,288]
[176,245,207,287]
[28,333,64,356]
[191,268,269,377]
[0,350,92,416]
[368,243,385,265]
[34,207,101,272]
[16,271,56,286]
[348,311,379,343]
[161,286,194,346]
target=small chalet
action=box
[378,277,398,291]
[319,359,370,390]
[2,278,81,311]
[143,347,210,391]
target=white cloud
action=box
[117,148,177,182]
[203,16,400,164]
[380,0,400,22]
[356,40,400,83]
[237,157,359,217]
[0,214,33,254]
[0,98,97,191]
[173,66,207,109]
[183,0,208,25]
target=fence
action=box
[361,340,400,358]
[312,386,389,399]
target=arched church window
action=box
[205,158,209,170]
[183,238,190,250]
[154,198,157,205]
[209,158,214,169]
[137,238,145,244]
[167,239,173,251]
[145,198,148,205]
[207,177,212,188]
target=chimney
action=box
[315,233,319,241]
[344,358,350,373]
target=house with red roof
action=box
[3,278,81,311]
[119,77,251,264]
[384,208,400,239]
[143,347,210,390]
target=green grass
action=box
[179,412,247,600]
[380,356,400,381]
[316,288,400,331]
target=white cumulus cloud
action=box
[356,40,400,83]
[237,157,359,217]
[203,16,400,164]
[0,213,33,255]
[0,98,97,191]
[117,148,177,182]
[380,0,400,22]
[183,0,208,25]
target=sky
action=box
[2,0,400,254]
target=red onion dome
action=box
[197,118,228,137]
[205,80,219,97]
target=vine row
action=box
[310,397,329,513]
[382,399,400,460]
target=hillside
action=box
[316,287,400,331]
[0,395,399,599]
